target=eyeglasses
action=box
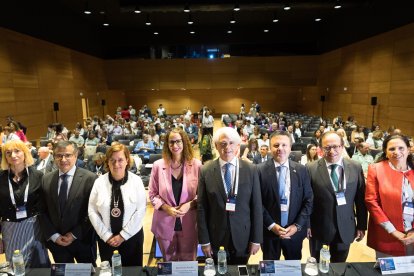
[109,158,126,164]
[54,153,75,160]
[5,149,22,157]
[322,145,342,152]
[168,139,183,146]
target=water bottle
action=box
[12,250,25,276]
[112,250,122,276]
[319,245,330,273]
[217,246,227,275]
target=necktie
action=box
[224,163,232,196]
[278,166,288,226]
[59,174,68,215]
[330,164,339,191]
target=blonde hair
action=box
[1,140,34,170]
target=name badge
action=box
[336,192,346,206]
[280,198,288,212]
[16,205,28,219]
[226,196,236,212]
[403,202,414,216]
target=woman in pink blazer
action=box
[366,135,414,257]
[149,128,202,261]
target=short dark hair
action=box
[376,134,413,168]
[54,141,79,155]
[269,130,292,146]
[320,131,344,146]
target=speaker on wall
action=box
[321,95,325,102]
[101,99,106,106]
[371,97,377,106]
[53,102,59,111]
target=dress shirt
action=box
[218,157,237,195]
[267,160,291,230]
[324,158,346,192]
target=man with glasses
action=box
[40,141,98,265]
[306,131,367,262]
[197,127,262,264]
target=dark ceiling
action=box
[1,1,413,59]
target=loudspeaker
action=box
[321,95,325,102]
[101,99,106,106]
[371,97,377,106]
[53,102,59,111]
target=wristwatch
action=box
[294,223,302,232]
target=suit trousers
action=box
[157,231,198,261]
[47,238,96,266]
[98,229,144,266]
[262,235,303,260]
[310,233,350,263]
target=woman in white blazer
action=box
[88,143,146,266]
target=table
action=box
[23,263,414,276]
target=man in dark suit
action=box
[41,141,97,264]
[306,131,367,262]
[258,131,313,260]
[35,146,56,174]
[198,127,263,264]
[253,145,271,164]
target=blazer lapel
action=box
[289,160,299,198]
[180,161,192,205]
[265,159,279,202]
[318,159,336,196]
[65,168,82,211]
[343,159,354,194]
[213,159,227,202]
[51,171,60,213]
[161,162,176,206]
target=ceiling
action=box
[1,1,413,59]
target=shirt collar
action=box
[59,165,76,177]
[219,157,237,168]
[324,158,343,168]
[273,159,290,169]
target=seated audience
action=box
[242,137,259,163]
[301,144,320,165]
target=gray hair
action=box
[213,127,241,145]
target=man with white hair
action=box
[198,127,263,264]
[34,146,56,174]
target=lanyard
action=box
[332,165,346,192]
[8,167,30,208]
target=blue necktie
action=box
[330,164,339,191]
[59,174,68,215]
[224,163,232,196]
[278,166,288,227]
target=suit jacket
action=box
[40,167,97,243]
[306,158,367,244]
[365,161,414,256]
[34,156,56,174]
[149,158,202,242]
[258,159,313,240]
[197,159,263,254]
[253,154,272,165]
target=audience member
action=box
[301,144,319,165]
[253,145,271,164]
[352,142,374,175]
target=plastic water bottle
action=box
[112,250,122,276]
[12,250,25,276]
[217,246,227,275]
[319,245,330,273]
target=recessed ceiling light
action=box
[264,29,269,32]
[273,19,279,23]
[227,30,232,34]
[134,7,141,14]
[103,22,109,26]
[184,5,190,13]
[315,18,322,22]
[84,10,92,15]
[145,14,151,25]
[146,22,151,26]
[190,31,195,34]
[188,14,194,24]
[84,2,91,14]
[284,4,291,10]
[233,4,240,11]
[154,32,159,35]
[230,19,236,24]
[334,1,342,9]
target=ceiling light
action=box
[264,29,269,32]
[272,12,279,22]
[315,18,322,22]
[103,22,109,26]
[227,30,232,34]
[145,14,151,25]
[230,14,236,24]
[84,2,91,14]
[154,32,159,35]
[284,4,291,10]
[190,31,195,34]
[233,4,240,11]
[184,5,190,13]
[134,6,141,14]
[334,1,342,9]
[188,14,194,25]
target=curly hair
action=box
[162,128,194,165]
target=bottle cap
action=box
[14,250,20,254]
[113,250,119,254]
[322,245,329,250]
[219,246,224,250]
